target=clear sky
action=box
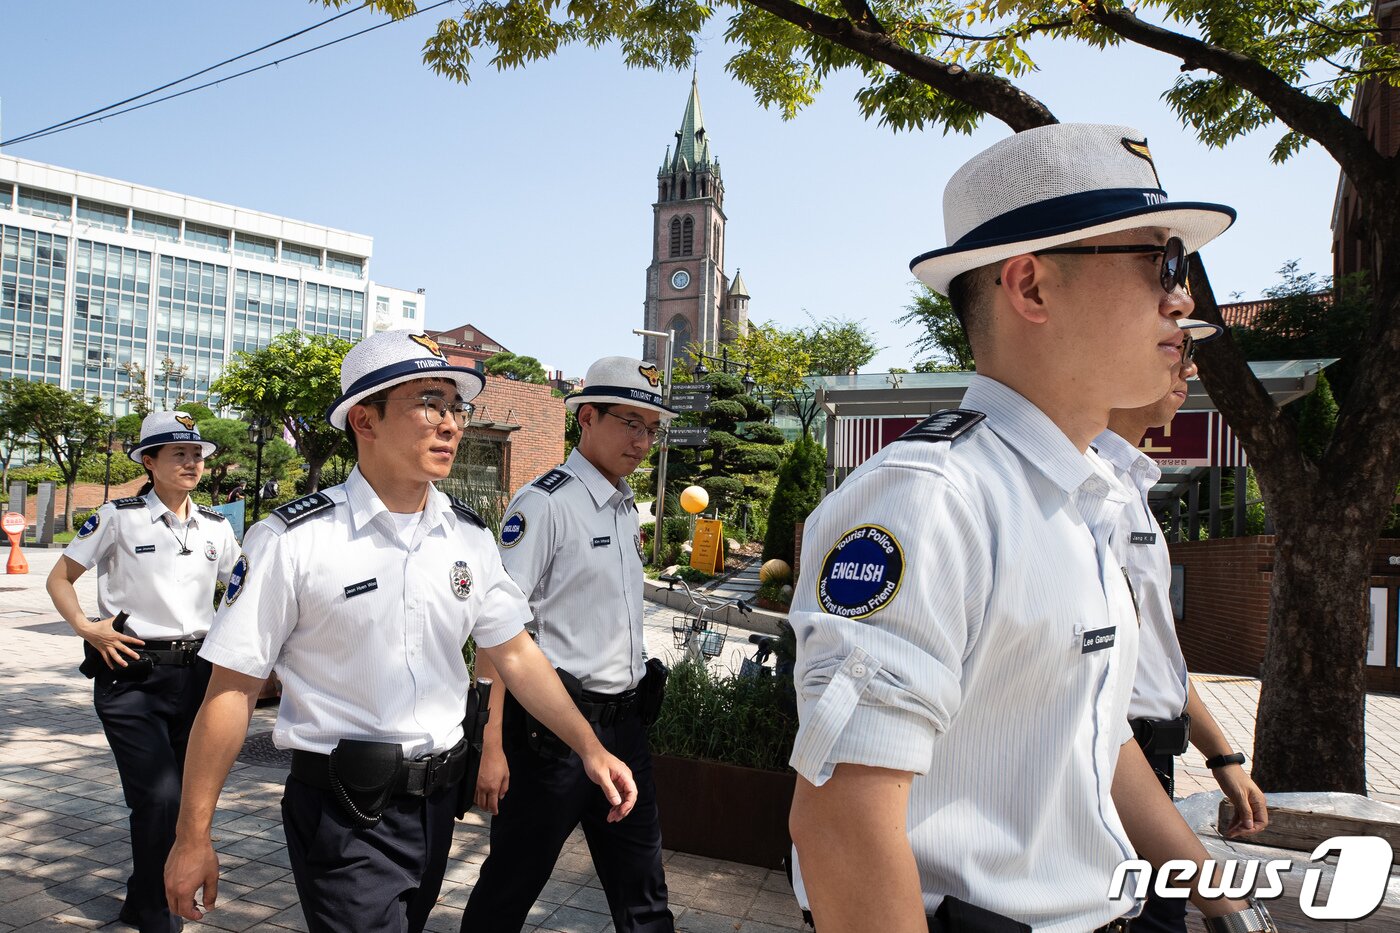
[0,0,1341,376]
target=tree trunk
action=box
[306,457,323,494]
[61,469,76,534]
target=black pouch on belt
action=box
[639,657,669,727]
[519,668,584,760]
[80,612,151,682]
[927,896,1032,933]
[328,739,403,828]
[455,679,493,819]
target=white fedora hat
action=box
[564,357,677,417]
[128,411,218,463]
[326,331,486,430]
[1179,318,1224,343]
[910,123,1236,294]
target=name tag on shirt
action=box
[1081,627,1117,653]
[135,545,156,554]
[592,536,612,548]
[344,578,379,599]
[1130,531,1157,545]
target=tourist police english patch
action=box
[816,524,905,619]
[500,512,526,548]
[77,512,100,538]
[224,555,249,606]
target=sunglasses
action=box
[1034,235,1191,294]
[1181,332,1198,362]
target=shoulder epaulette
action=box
[897,409,986,444]
[272,492,336,528]
[197,504,227,522]
[447,495,487,529]
[532,468,574,495]
[113,496,146,509]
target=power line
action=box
[1,1,456,148]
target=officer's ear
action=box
[346,402,381,446]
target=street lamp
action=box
[634,327,675,567]
[248,416,271,523]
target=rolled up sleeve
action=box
[789,464,990,786]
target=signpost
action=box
[2,511,27,574]
[667,427,711,448]
[691,518,723,575]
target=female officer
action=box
[46,411,240,933]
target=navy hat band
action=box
[956,187,1170,249]
[339,357,453,402]
[137,430,201,448]
[571,385,666,408]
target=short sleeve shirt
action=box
[63,490,241,639]
[200,468,530,757]
[1095,430,1190,722]
[788,375,1142,932]
[496,448,645,693]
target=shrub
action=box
[764,434,826,565]
[649,660,797,771]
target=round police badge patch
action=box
[204,541,218,561]
[634,534,644,562]
[499,512,526,548]
[451,560,473,599]
[816,525,905,619]
[77,512,100,539]
[224,555,249,606]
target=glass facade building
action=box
[0,155,423,416]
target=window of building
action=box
[667,314,692,365]
[403,300,417,320]
[303,282,365,340]
[1,225,70,386]
[18,188,72,221]
[326,251,364,277]
[133,211,180,242]
[681,216,694,256]
[281,242,321,268]
[184,222,230,252]
[375,295,390,316]
[669,217,682,257]
[156,256,228,403]
[233,270,298,353]
[234,232,276,262]
[78,200,129,233]
[70,241,152,400]
[0,185,14,210]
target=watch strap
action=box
[1205,751,1247,769]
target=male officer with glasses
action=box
[464,356,676,933]
[1097,318,1269,933]
[789,124,1276,933]
[165,330,637,933]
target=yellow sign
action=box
[690,518,723,575]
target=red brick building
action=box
[450,374,565,503]
[427,323,510,371]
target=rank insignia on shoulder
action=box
[533,469,573,494]
[898,409,986,443]
[197,504,227,522]
[77,512,101,538]
[272,492,335,528]
[447,495,487,529]
[113,496,146,509]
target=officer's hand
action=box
[474,744,510,815]
[583,751,638,822]
[165,836,219,921]
[84,615,145,669]
[1217,765,1269,838]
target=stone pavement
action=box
[6,546,1400,931]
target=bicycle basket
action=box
[698,629,726,659]
[672,613,691,649]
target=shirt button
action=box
[851,663,867,678]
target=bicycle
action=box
[658,574,752,664]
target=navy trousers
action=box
[94,658,211,933]
[281,776,459,933]
[1132,751,1188,933]
[460,699,673,933]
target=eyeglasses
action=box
[1181,332,1197,363]
[602,410,666,445]
[386,395,474,429]
[1034,235,1190,294]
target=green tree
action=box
[483,351,549,384]
[898,287,976,371]
[725,315,879,431]
[0,378,32,491]
[211,331,352,493]
[118,361,154,418]
[195,417,255,504]
[1,380,108,531]
[800,315,880,377]
[342,0,1400,792]
[763,434,826,565]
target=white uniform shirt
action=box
[63,490,240,640]
[789,375,1142,932]
[496,448,645,694]
[1095,430,1190,722]
[200,468,530,758]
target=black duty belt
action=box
[1130,714,1191,757]
[141,638,204,666]
[1092,920,1131,933]
[291,737,470,798]
[577,688,640,727]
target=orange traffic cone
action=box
[3,512,28,574]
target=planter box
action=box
[652,753,796,869]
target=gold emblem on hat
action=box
[1121,137,1161,186]
[174,414,195,430]
[638,364,663,387]
[410,333,446,359]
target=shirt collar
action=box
[565,448,634,509]
[344,466,449,537]
[1092,429,1162,494]
[961,375,1099,496]
[144,489,198,527]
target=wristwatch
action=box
[1205,752,1247,769]
[1203,898,1276,932]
